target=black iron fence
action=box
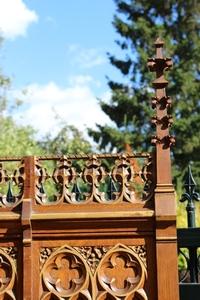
[177,166,200,300]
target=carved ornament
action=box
[40,244,147,300]
[0,247,17,299]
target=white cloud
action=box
[67,44,106,69]
[68,75,101,87]
[13,76,112,138]
[0,0,38,39]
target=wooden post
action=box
[21,156,35,300]
[148,38,179,300]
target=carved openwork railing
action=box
[0,158,24,207]
[0,153,154,208]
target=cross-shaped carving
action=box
[45,253,85,295]
[105,257,135,289]
[100,252,141,295]
[104,256,135,289]
[0,256,11,291]
[50,256,79,290]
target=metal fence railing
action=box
[177,165,200,300]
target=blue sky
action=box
[0,0,124,138]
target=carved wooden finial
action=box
[147,38,172,89]
[154,37,164,59]
[148,38,175,150]
[154,37,164,45]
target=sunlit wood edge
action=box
[31,210,155,220]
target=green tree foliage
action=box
[0,117,43,156]
[0,104,91,157]
[41,124,91,155]
[89,0,200,183]
[0,54,42,155]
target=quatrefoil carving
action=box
[41,247,89,298]
[40,244,147,300]
[97,245,146,297]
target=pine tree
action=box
[89,0,200,182]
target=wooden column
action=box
[148,38,179,300]
[21,156,35,300]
